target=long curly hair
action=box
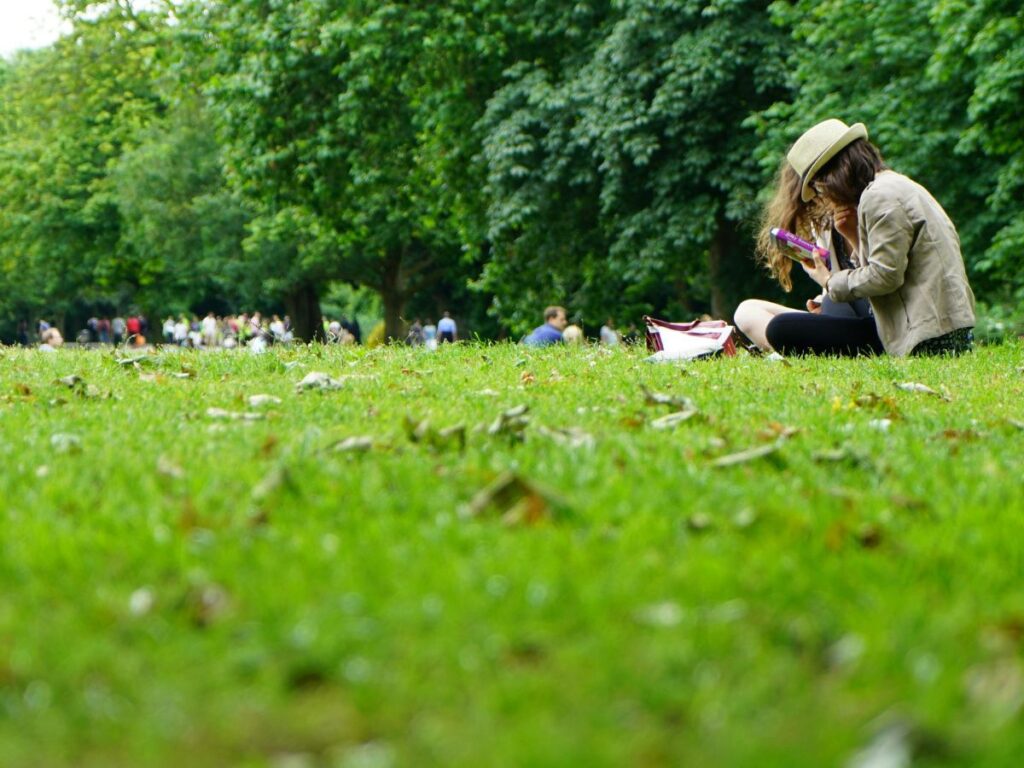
[756,139,886,291]
[755,161,832,292]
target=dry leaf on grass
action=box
[114,354,150,367]
[757,422,802,441]
[635,601,684,628]
[939,428,982,442]
[404,416,466,453]
[157,455,186,479]
[641,385,696,412]
[295,371,344,392]
[128,587,156,617]
[247,394,283,408]
[812,447,877,471]
[894,381,950,400]
[650,410,699,430]
[55,375,84,389]
[856,523,884,549]
[50,433,82,454]
[54,375,105,399]
[686,513,713,532]
[964,658,1024,722]
[462,472,564,526]
[846,718,913,768]
[710,440,785,468]
[251,466,293,502]
[732,508,758,529]
[185,584,231,628]
[206,407,265,422]
[825,633,866,673]
[332,436,376,454]
[851,393,902,419]
[536,425,595,450]
[487,405,530,442]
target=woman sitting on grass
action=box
[735,119,975,356]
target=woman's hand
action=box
[800,256,831,288]
[834,206,859,252]
[806,295,823,314]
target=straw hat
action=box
[787,119,868,202]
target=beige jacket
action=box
[826,171,975,356]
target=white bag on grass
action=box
[644,317,736,362]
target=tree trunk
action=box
[380,253,406,342]
[285,281,326,343]
[708,216,741,321]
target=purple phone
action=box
[770,227,832,270]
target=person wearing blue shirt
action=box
[523,306,568,347]
[437,312,458,343]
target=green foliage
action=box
[480,0,790,333]
[187,0,521,337]
[0,0,248,333]
[0,0,1022,337]
[931,0,1024,299]
[760,0,1012,297]
[0,17,165,318]
[109,100,250,311]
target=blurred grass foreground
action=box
[1,341,1023,767]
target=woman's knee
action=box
[733,299,763,337]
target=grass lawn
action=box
[1,340,1023,767]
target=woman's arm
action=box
[827,201,913,302]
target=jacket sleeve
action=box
[827,201,913,302]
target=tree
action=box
[930,0,1024,301]
[479,0,791,333]
[185,1,472,339]
[185,0,636,340]
[758,0,1006,300]
[109,99,250,313]
[0,1,173,330]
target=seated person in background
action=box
[41,326,64,348]
[599,319,621,346]
[523,306,568,347]
[735,118,974,357]
[562,324,584,344]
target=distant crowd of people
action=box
[403,307,640,348]
[405,312,459,348]
[24,305,639,350]
[24,312,362,350]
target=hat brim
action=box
[799,123,868,202]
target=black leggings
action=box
[765,313,884,357]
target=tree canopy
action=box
[0,0,1021,341]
